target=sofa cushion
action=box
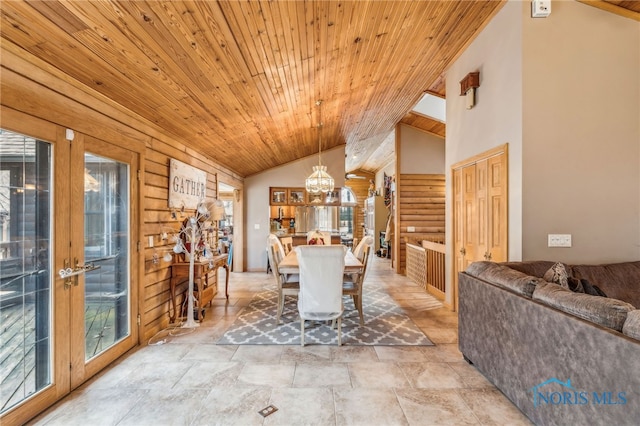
[622,310,640,341]
[533,282,635,331]
[543,262,570,289]
[499,260,559,278]
[465,261,540,298]
[570,261,640,307]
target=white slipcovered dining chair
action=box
[295,245,346,346]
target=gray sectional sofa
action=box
[458,260,640,426]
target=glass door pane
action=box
[0,130,52,413]
[83,154,129,361]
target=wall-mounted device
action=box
[460,71,480,110]
[531,0,551,18]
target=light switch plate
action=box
[407,226,415,233]
[548,234,571,247]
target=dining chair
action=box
[268,233,286,258]
[295,245,346,346]
[345,235,373,282]
[280,236,293,254]
[266,233,284,275]
[267,242,299,324]
[342,245,371,326]
[352,235,374,260]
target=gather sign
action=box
[168,158,207,209]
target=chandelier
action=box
[305,100,335,194]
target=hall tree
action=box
[452,144,508,311]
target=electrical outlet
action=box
[548,234,571,248]
[148,235,154,248]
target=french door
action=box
[0,125,138,425]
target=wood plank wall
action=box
[1,42,244,343]
[345,170,374,244]
[142,143,224,341]
[397,174,445,274]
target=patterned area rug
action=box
[217,286,438,346]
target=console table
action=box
[169,253,229,323]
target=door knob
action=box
[459,247,466,255]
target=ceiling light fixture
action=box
[305,100,334,194]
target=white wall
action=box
[521,0,640,263]
[445,1,523,305]
[445,0,640,307]
[244,146,345,271]
[399,124,445,174]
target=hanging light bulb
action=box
[305,100,334,194]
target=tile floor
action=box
[30,256,531,426]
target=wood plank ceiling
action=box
[1,1,636,177]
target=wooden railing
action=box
[422,240,446,298]
[405,240,446,300]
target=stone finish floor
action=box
[30,257,531,425]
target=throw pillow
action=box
[567,276,585,293]
[543,262,570,289]
[581,278,607,297]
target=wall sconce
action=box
[460,72,480,109]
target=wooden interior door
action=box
[451,144,509,311]
[475,160,488,261]
[452,168,463,312]
[462,164,478,268]
[486,153,508,262]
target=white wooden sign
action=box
[168,158,207,209]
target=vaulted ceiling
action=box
[1,1,637,177]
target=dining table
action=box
[278,248,364,275]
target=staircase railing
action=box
[406,240,446,300]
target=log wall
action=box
[396,174,445,274]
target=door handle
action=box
[58,260,101,281]
[60,259,73,289]
[459,247,466,255]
